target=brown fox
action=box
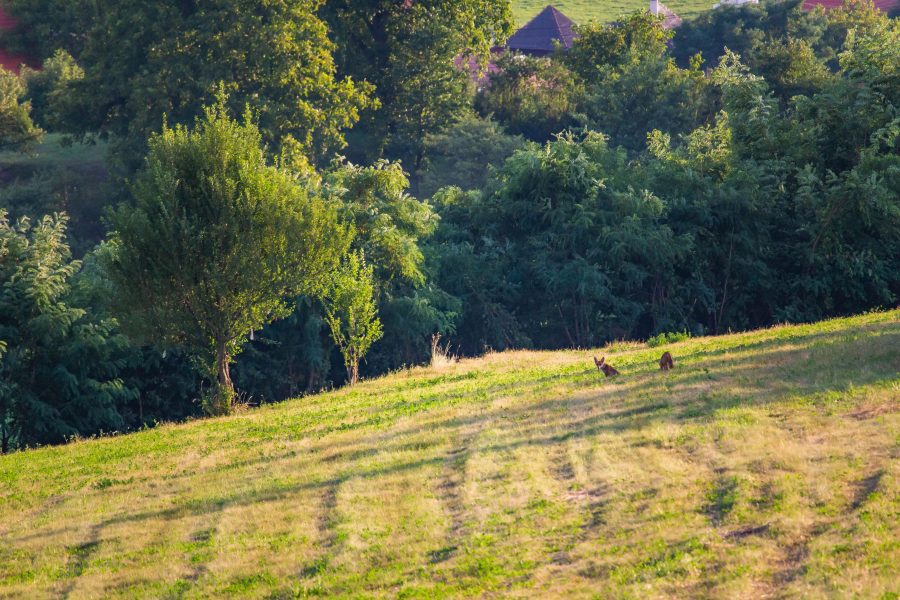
[594,356,620,377]
[659,351,674,371]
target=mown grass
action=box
[1,310,898,598]
[0,133,107,172]
[512,0,716,25]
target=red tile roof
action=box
[801,0,899,11]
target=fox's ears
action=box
[598,356,605,365]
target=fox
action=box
[659,351,674,371]
[594,356,620,377]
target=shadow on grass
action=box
[5,321,899,592]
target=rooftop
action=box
[506,5,577,55]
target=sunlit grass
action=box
[512,0,716,26]
[1,310,898,598]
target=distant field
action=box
[0,133,106,172]
[512,0,715,25]
[1,310,898,598]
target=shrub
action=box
[647,331,692,348]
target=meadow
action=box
[1,310,898,598]
[512,0,716,25]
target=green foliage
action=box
[0,211,132,453]
[234,158,451,399]
[0,135,112,257]
[1,0,94,59]
[44,0,372,170]
[433,15,899,348]
[323,252,384,385]
[564,11,673,78]
[326,160,437,287]
[72,243,201,428]
[420,114,526,199]
[0,70,41,153]
[671,0,889,102]
[20,50,84,131]
[323,0,514,171]
[432,133,691,351]
[476,54,586,142]
[647,330,691,347]
[105,100,350,414]
[563,12,713,153]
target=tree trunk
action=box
[210,339,234,415]
[347,352,359,386]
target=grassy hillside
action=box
[512,0,714,25]
[1,310,898,598]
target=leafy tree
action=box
[47,0,372,171]
[563,12,712,153]
[327,160,437,287]
[0,211,132,453]
[420,114,525,198]
[323,252,383,385]
[476,54,586,143]
[0,70,41,152]
[104,101,350,415]
[672,0,816,68]
[20,49,84,130]
[1,0,95,59]
[433,133,691,350]
[746,37,832,100]
[326,160,458,371]
[72,243,202,429]
[233,158,453,399]
[322,0,514,171]
[564,11,673,78]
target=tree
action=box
[20,49,84,130]
[564,11,673,78]
[0,70,41,152]
[322,0,513,173]
[1,0,95,60]
[0,211,132,453]
[476,54,586,143]
[104,100,351,415]
[233,158,452,399]
[432,133,691,350]
[44,0,372,170]
[323,252,383,386]
[562,12,712,153]
[420,114,525,199]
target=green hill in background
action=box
[512,0,715,25]
[1,310,898,598]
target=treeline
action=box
[0,0,896,451]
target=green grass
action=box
[0,133,107,172]
[1,310,899,598]
[512,0,715,25]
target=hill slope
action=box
[512,0,715,25]
[1,311,898,598]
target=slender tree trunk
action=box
[213,338,233,415]
[1,423,8,455]
[347,351,359,386]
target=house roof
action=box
[506,5,577,54]
[801,0,899,11]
